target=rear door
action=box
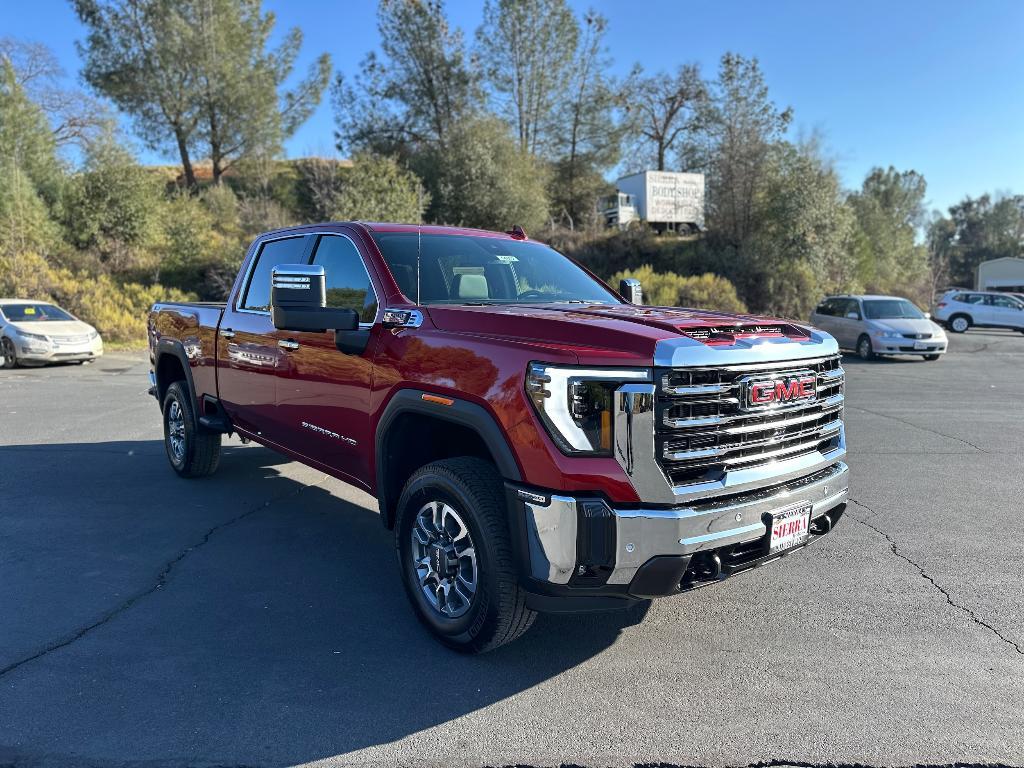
[831,298,862,347]
[986,294,1024,329]
[274,232,381,486]
[810,298,839,336]
[217,234,311,442]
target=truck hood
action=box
[426,303,817,364]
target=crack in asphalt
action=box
[0,474,330,680]
[845,404,990,453]
[848,499,1023,657]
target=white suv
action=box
[933,290,1024,334]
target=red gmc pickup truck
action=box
[148,222,848,653]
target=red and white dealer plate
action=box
[768,503,813,555]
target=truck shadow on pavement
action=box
[0,439,648,766]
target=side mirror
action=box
[619,278,643,305]
[270,264,358,333]
[924,311,932,319]
[846,312,860,320]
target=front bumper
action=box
[871,337,946,356]
[13,338,103,363]
[513,461,848,608]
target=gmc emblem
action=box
[743,373,817,410]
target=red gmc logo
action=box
[746,375,817,409]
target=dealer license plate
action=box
[913,341,928,350]
[768,503,812,555]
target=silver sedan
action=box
[809,295,947,361]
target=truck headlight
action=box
[526,363,650,455]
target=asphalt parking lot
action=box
[1,332,1022,768]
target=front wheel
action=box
[856,334,875,361]
[162,381,221,478]
[1,337,18,369]
[395,457,536,653]
[924,354,941,361]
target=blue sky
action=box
[6,0,1024,214]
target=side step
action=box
[198,414,231,433]
[199,394,233,434]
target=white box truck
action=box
[615,171,705,232]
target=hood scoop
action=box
[682,323,810,345]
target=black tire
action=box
[948,314,971,333]
[856,334,875,361]
[1,337,18,369]
[924,354,941,361]
[395,457,536,653]
[162,381,221,478]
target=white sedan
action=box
[0,299,104,368]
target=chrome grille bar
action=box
[656,355,845,488]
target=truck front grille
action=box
[655,356,844,488]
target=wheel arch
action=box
[154,338,198,408]
[375,389,522,529]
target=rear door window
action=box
[241,236,309,311]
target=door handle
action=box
[278,339,300,351]
[219,328,236,339]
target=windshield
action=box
[1,303,75,322]
[863,299,925,320]
[371,233,621,306]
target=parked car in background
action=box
[933,289,1024,334]
[810,295,947,361]
[0,299,104,368]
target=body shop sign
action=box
[646,172,704,223]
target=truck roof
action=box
[260,221,528,241]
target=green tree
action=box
[73,0,330,187]
[333,0,476,157]
[942,194,1024,286]
[192,0,330,183]
[328,153,427,223]
[477,0,578,157]
[743,141,854,318]
[431,116,549,232]
[847,166,927,296]
[63,130,163,273]
[0,59,61,256]
[700,53,793,251]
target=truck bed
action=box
[148,301,227,406]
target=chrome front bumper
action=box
[521,461,849,591]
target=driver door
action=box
[274,232,381,486]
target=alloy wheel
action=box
[166,399,186,463]
[410,500,478,618]
[951,317,969,333]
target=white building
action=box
[976,257,1024,292]
[599,170,705,232]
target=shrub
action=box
[608,265,747,313]
[0,251,194,345]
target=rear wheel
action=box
[856,334,875,361]
[949,314,970,333]
[395,457,536,653]
[162,381,221,478]
[1,337,18,369]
